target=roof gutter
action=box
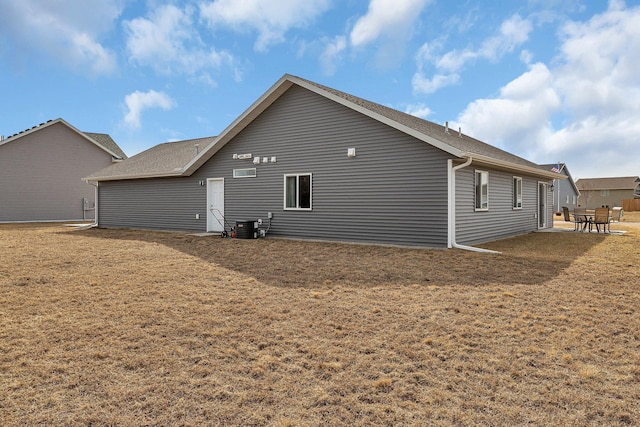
[84,170,185,182]
[470,154,567,180]
[448,157,501,254]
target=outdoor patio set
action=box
[562,206,622,233]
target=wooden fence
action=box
[622,199,640,212]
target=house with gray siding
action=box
[576,176,640,209]
[539,163,580,213]
[86,74,563,249]
[0,118,126,222]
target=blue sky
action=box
[1,0,639,179]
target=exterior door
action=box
[538,182,548,229]
[207,178,225,232]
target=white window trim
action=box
[233,168,257,178]
[512,176,523,210]
[475,170,489,211]
[283,173,313,211]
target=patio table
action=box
[577,213,594,232]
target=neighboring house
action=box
[0,118,126,222]
[86,74,563,249]
[576,176,640,209]
[539,163,580,213]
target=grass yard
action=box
[1,220,639,426]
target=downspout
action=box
[88,181,99,228]
[448,157,501,254]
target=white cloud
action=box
[350,0,431,47]
[455,2,640,178]
[124,4,235,81]
[411,39,461,93]
[123,90,176,129]
[413,14,533,94]
[457,63,560,153]
[348,0,431,68]
[405,103,432,119]
[0,0,120,75]
[319,36,347,76]
[199,0,331,52]
[412,73,460,94]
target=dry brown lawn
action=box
[1,218,639,426]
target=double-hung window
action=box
[475,170,489,210]
[284,173,312,210]
[512,176,522,209]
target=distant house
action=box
[86,74,563,249]
[0,118,126,222]
[539,163,580,212]
[576,176,640,209]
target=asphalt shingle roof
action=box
[576,176,640,191]
[84,132,127,159]
[86,137,215,180]
[299,76,544,170]
[87,75,561,182]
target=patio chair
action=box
[573,207,587,231]
[611,207,623,222]
[592,207,611,233]
[563,206,580,231]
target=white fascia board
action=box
[183,75,295,174]
[0,118,63,146]
[1,117,122,159]
[60,119,124,159]
[469,154,568,180]
[288,76,467,158]
[85,170,184,182]
[182,74,465,174]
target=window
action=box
[566,195,570,204]
[601,190,610,196]
[475,170,489,210]
[512,177,522,209]
[284,173,312,210]
[573,195,577,204]
[233,168,256,178]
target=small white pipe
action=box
[88,181,99,226]
[448,157,501,254]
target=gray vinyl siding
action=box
[98,178,205,231]
[578,189,631,210]
[0,122,113,222]
[99,85,452,247]
[455,168,549,245]
[552,171,578,212]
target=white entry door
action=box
[207,178,225,232]
[538,182,548,229]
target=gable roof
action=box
[86,137,214,180]
[298,76,549,172]
[539,163,579,194]
[575,176,640,191]
[1,118,126,160]
[83,132,127,159]
[87,74,563,182]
